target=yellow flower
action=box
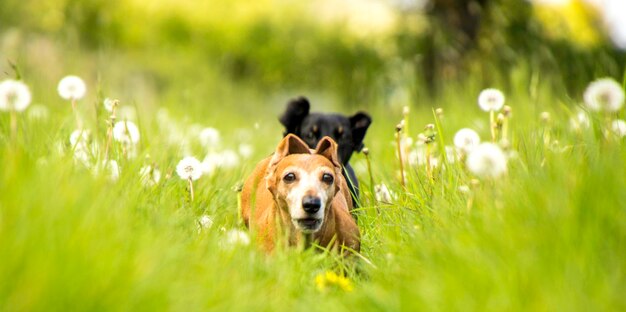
[314,271,354,292]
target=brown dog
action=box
[240,134,360,253]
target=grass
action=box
[1,60,626,311]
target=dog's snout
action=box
[302,196,321,214]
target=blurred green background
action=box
[1,0,624,113]
[2,1,626,311]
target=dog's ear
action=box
[315,137,343,193]
[279,96,310,135]
[315,136,341,169]
[349,112,372,152]
[266,134,311,194]
[271,134,311,165]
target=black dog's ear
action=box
[279,96,310,136]
[349,112,372,152]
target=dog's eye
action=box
[283,173,296,183]
[321,173,334,184]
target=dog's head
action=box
[265,134,342,233]
[279,96,372,165]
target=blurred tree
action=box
[395,0,625,96]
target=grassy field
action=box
[1,49,626,311]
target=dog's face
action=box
[266,135,342,233]
[279,97,372,165]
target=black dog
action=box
[279,96,372,207]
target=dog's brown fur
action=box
[241,134,360,253]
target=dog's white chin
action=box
[292,218,322,233]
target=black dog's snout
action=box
[302,196,321,214]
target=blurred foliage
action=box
[395,0,625,96]
[0,0,624,106]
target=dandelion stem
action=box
[104,102,117,161]
[104,127,112,160]
[10,110,17,144]
[237,190,243,225]
[188,177,195,202]
[604,112,613,142]
[403,108,410,164]
[395,131,406,188]
[364,150,375,200]
[425,142,432,182]
[466,195,474,213]
[72,99,83,129]
[490,110,496,142]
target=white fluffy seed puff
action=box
[176,156,203,181]
[139,165,162,187]
[478,88,505,112]
[103,98,116,112]
[112,121,140,144]
[453,128,481,152]
[584,78,625,112]
[57,75,86,101]
[0,79,31,112]
[466,143,508,179]
[611,119,626,138]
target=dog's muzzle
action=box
[302,195,321,214]
[293,218,322,233]
[293,195,323,232]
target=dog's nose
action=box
[302,196,321,214]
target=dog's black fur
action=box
[279,96,372,206]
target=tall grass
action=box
[1,61,626,311]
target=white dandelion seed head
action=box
[97,160,120,181]
[112,121,140,145]
[429,157,440,169]
[57,75,86,101]
[197,215,214,232]
[219,150,240,168]
[201,154,220,175]
[403,136,415,147]
[569,111,591,130]
[201,150,240,175]
[375,183,395,204]
[73,146,92,168]
[416,134,428,145]
[0,79,32,112]
[176,156,203,181]
[445,145,457,163]
[103,98,116,112]
[27,104,49,121]
[466,143,508,179]
[458,185,471,194]
[407,148,439,169]
[69,129,91,148]
[238,143,254,159]
[478,88,505,112]
[453,128,481,152]
[139,165,161,186]
[198,127,221,148]
[156,108,172,125]
[583,78,625,112]
[407,148,423,166]
[611,119,626,138]
[73,143,100,168]
[222,229,250,248]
